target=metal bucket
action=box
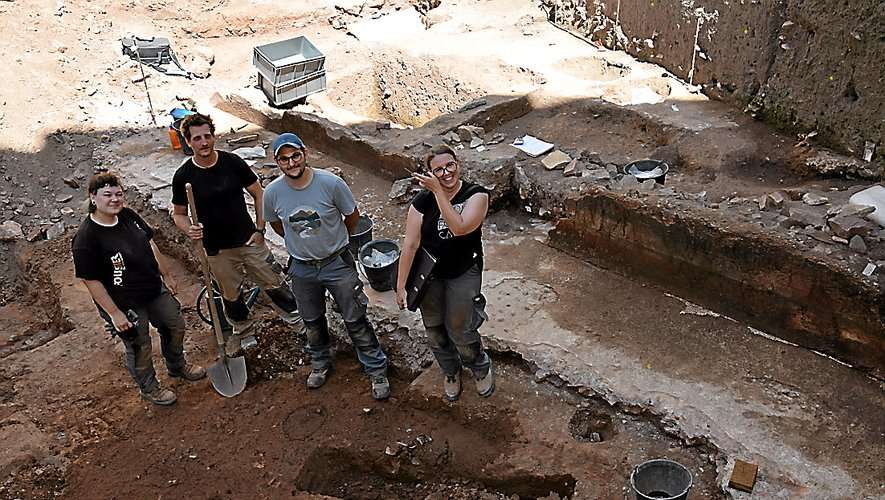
[358,238,400,292]
[630,459,693,500]
[348,215,373,259]
[625,159,669,184]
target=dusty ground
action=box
[0,0,883,499]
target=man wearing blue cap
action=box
[263,133,390,400]
[171,113,300,356]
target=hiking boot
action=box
[167,364,207,381]
[475,365,495,398]
[140,387,177,406]
[307,366,333,389]
[225,334,258,357]
[371,375,390,400]
[444,371,462,401]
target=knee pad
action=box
[456,343,484,365]
[265,286,298,313]
[303,316,328,331]
[222,295,250,322]
[344,317,370,334]
[344,318,379,349]
[423,324,450,349]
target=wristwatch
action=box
[255,227,266,235]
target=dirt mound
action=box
[373,51,485,127]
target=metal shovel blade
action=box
[207,355,247,397]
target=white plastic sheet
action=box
[511,135,554,157]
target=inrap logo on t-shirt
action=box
[110,252,126,286]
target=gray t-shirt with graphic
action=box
[263,169,356,261]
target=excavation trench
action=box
[218,92,885,379]
[5,89,882,498]
[0,242,73,361]
[2,0,883,497]
[9,137,724,499]
[0,111,880,499]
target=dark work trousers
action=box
[287,251,388,378]
[419,263,490,378]
[101,286,186,393]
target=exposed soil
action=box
[1,0,883,499]
[1,185,725,500]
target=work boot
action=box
[475,364,495,398]
[225,333,258,357]
[444,371,462,401]
[167,363,207,381]
[307,366,333,389]
[140,387,177,406]
[371,375,390,400]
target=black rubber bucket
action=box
[625,159,669,184]
[348,215,373,258]
[172,118,194,155]
[358,238,400,292]
[630,459,692,500]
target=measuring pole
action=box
[132,38,158,126]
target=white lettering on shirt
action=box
[110,252,126,286]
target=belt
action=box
[293,246,348,267]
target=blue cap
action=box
[273,133,305,156]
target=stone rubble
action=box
[0,220,23,241]
[45,222,66,240]
[388,178,414,204]
[455,125,483,143]
[541,150,571,170]
[583,167,611,182]
[805,150,884,180]
[828,215,870,239]
[802,192,829,206]
[849,235,867,254]
[758,191,786,211]
[782,204,825,229]
[562,159,583,177]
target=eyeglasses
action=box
[276,152,304,165]
[431,161,458,177]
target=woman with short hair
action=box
[72,173,205,406]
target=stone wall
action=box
[542,0,884,163]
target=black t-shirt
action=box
[412,182,488,279]
[171,151,258,255]
[72,208,162,311]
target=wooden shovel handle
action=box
[185,183,227,348]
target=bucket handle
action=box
[355,254,370,283]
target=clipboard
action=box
[406,247,437,311]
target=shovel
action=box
[186,183,247,397]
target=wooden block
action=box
[729,459,758,493]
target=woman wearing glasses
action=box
[396,144,494,400]
[72,173,205,406]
